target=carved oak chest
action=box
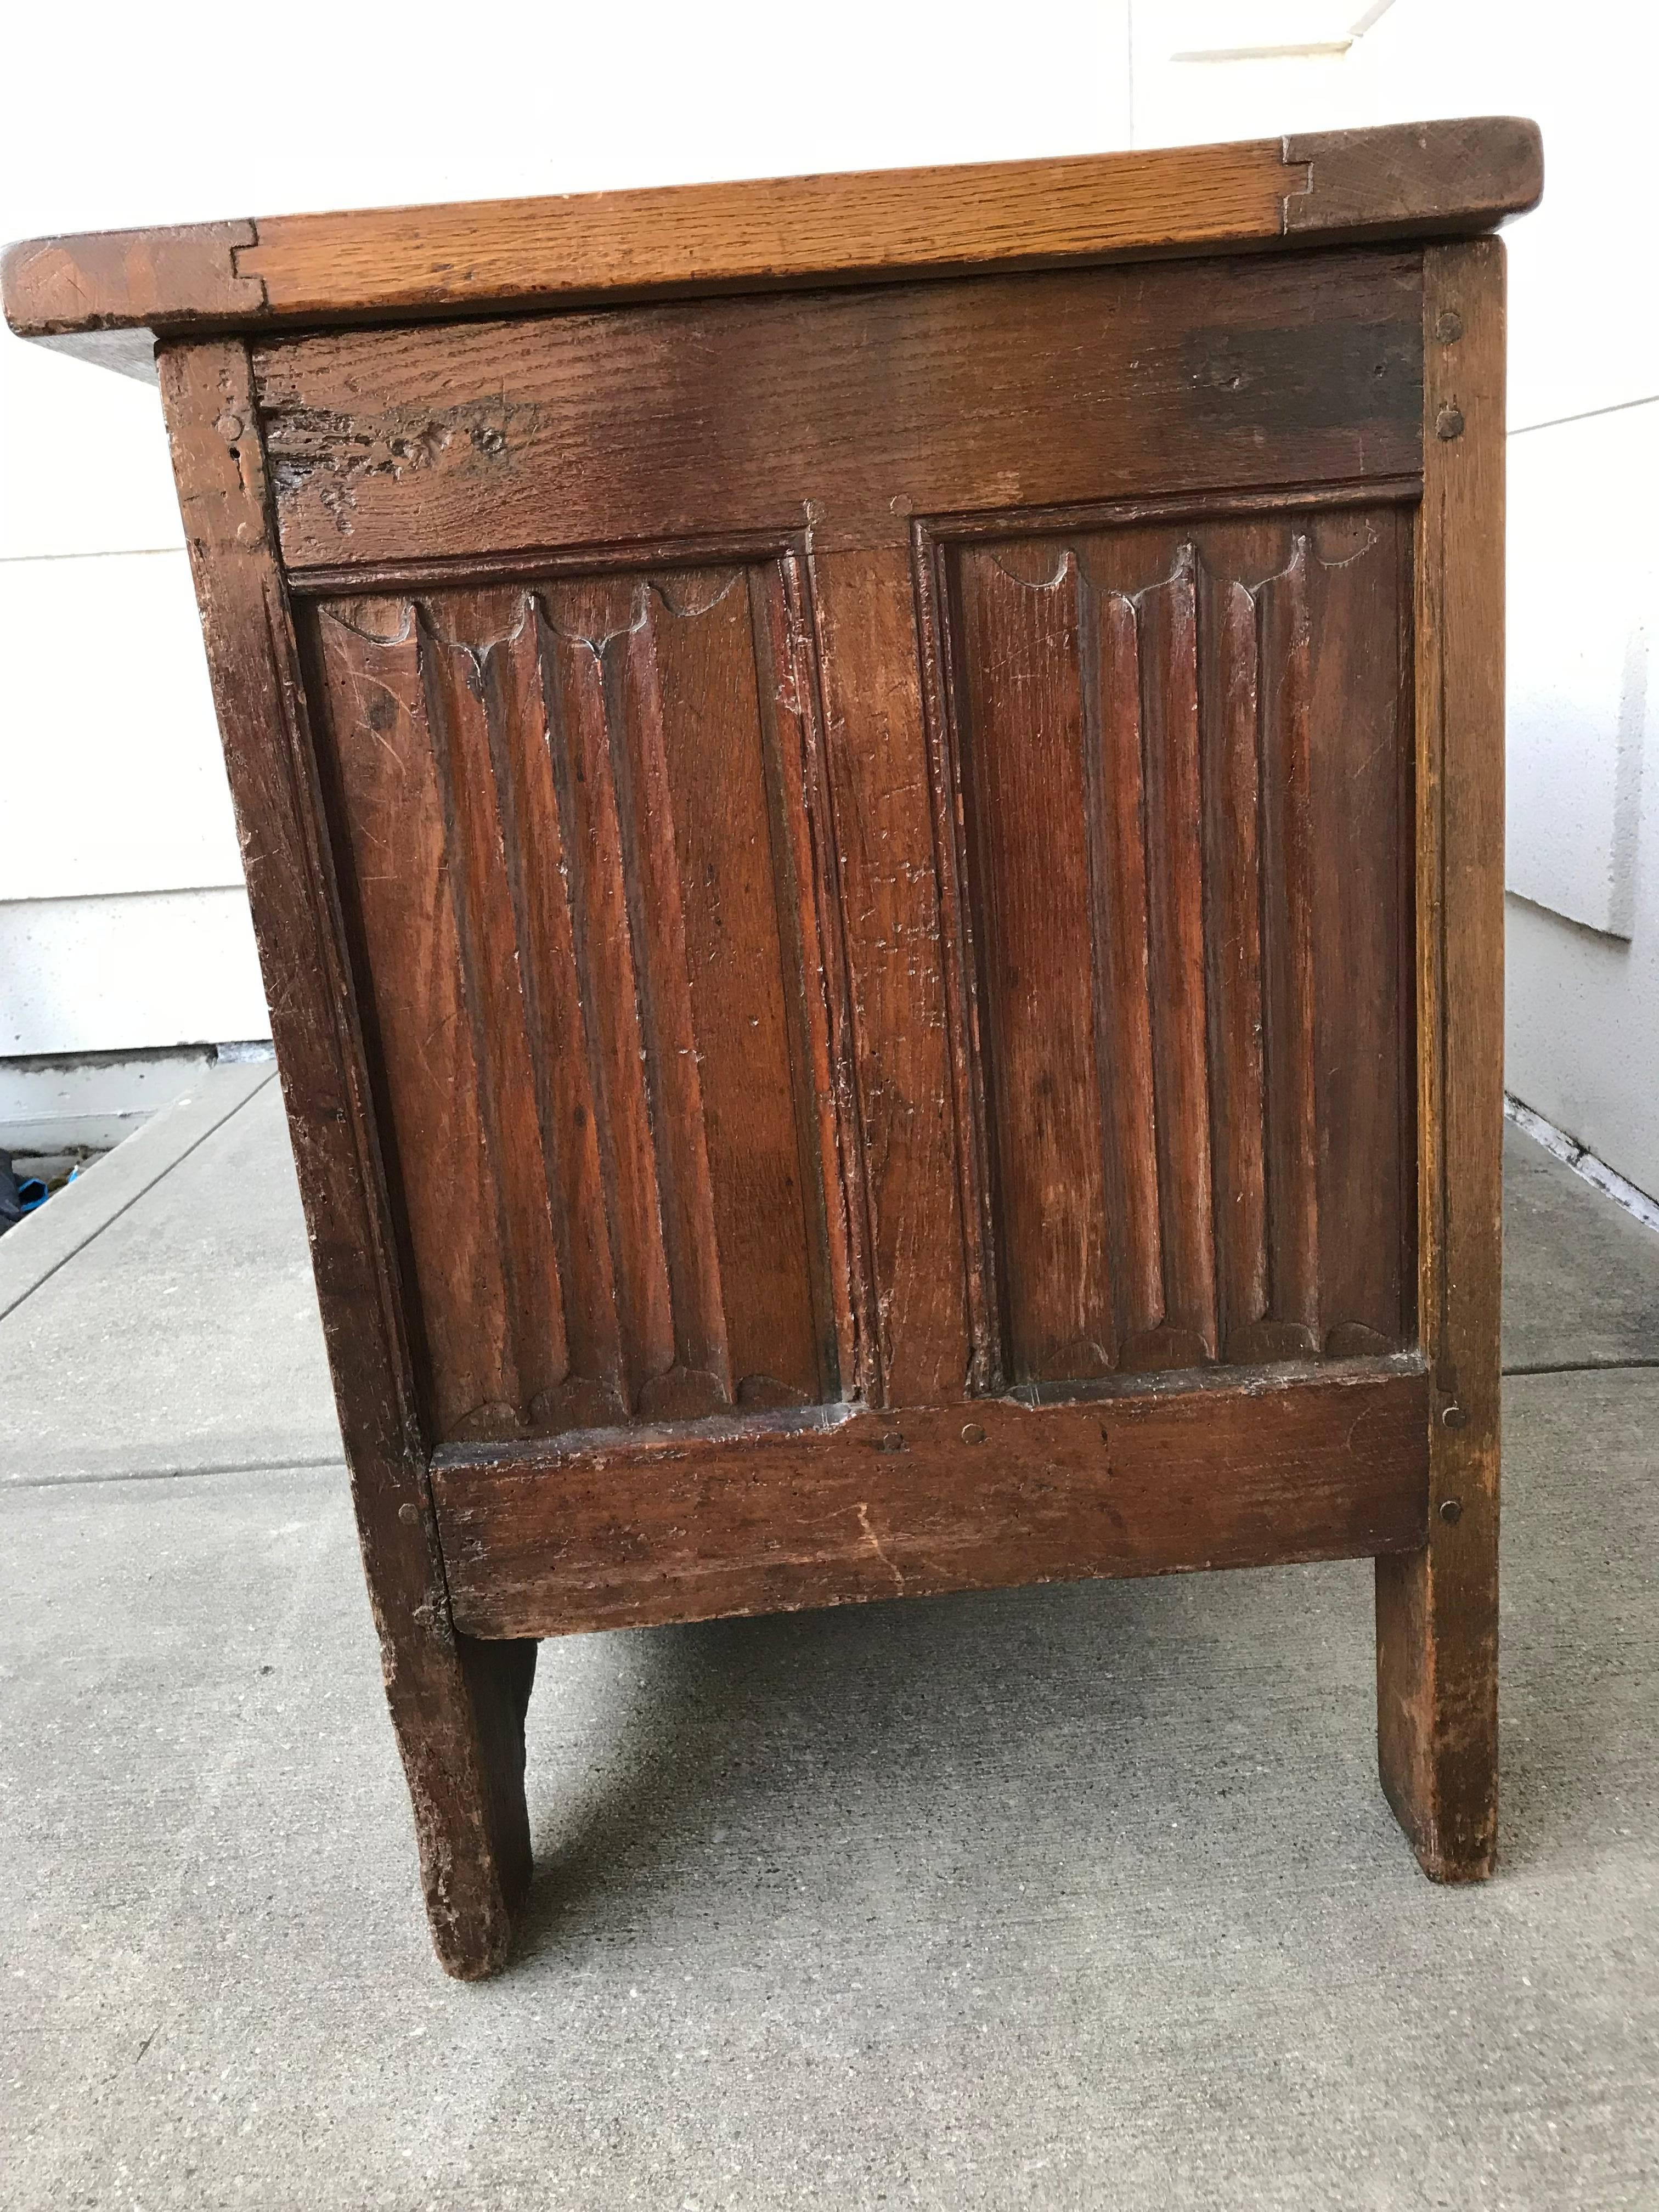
[2,116,1541,1975]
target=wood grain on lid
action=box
[4,117,1540,378]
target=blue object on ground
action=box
[1,1153,63,1231]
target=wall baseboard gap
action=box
[1505,1094,1659,1234]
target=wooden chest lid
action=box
[3,116,1540,381]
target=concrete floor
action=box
[1,1081,1656,2209]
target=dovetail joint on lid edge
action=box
[0,218,265,333]
[1279,146,1316,234]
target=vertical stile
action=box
[1376,238,1506,1881]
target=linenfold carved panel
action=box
[929,505,1414,1389]
[304,557,855,1445]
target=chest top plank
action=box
[3,117,1540,380]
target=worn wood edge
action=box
[1285,116,1542,240]
[433,1363,1430,1639]
[1376,237,1505,1883]
[2,220,262,379]
[4,120,1539,376]
[155,337,535,1977]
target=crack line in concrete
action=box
[7,1452,346,1493]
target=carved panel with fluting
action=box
[304,558,854,1444]
[933,505,1414,1388]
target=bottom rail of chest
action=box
[431,1361,1430,1640]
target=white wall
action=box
[0,328,264,1062]
[7,2,1656,1195]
